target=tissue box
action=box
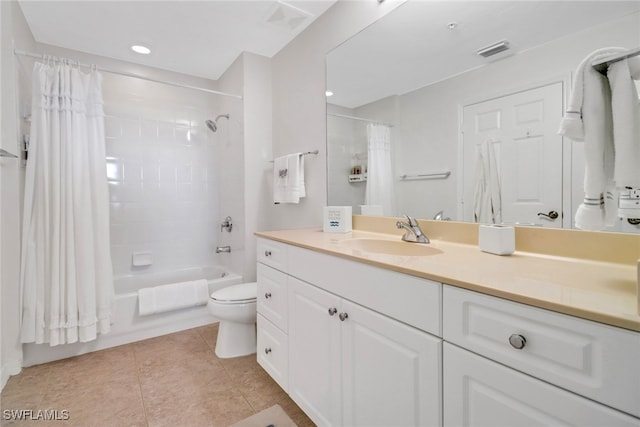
[479,225,515,255]
[323,206,352,233]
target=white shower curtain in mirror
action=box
[20,60,114,346]
[365,123,396,216]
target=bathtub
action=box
[22,265,243,367]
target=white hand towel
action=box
[608,55,640,190]
[473,139,502,224]
[138,279,209,316]
[558,47,626,230]
[273,153,305,204]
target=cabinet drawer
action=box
[444,343,640,427]
[288,245,442,336]
[257,263,288,332]
[257,314,288,392]
[443,285,640,418]
[257,238,287,271]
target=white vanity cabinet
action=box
[256,238,443,427]
[443,285,640,426]
[288,276,442,427]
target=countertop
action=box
[255,228,640,332]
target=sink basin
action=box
[340,238,442,257]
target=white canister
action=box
[478,225,515,255]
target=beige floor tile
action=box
[1,326,313,427]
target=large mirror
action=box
[326,1,640,233]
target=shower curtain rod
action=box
[14,48,243,100]
[327,113,394,127]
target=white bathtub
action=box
[23,265,243,367]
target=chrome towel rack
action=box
[269,150,319,163]
[400,170,451,180]
[592,47,640,74]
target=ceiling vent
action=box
[476,40,510,58]
[265,1,312,31]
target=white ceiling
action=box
[18,0,337,80]
[327,1,640,108]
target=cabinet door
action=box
[288,277,342,426]
[341,300,442,427]
[443,343,640,427]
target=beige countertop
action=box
[255,227,640,332]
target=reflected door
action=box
[462,82,564,227]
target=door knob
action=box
[537,210,559,220]
[328,307,338,316]
[265,292,272,299]
[264,347,272,354]
[339,312,349,321]
[264,250,272,257]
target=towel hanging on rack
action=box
[273,153,306,204]
[558,47,625,230]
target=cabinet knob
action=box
[328,307,338,316]
[265,292,272,299]
[264,250,272,257]
[509,334,527,350]
[264,347,272,354]
[339,312,349,321]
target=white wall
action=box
[1,0,37,389]
[242,53,272,281]
[267,0,404,230]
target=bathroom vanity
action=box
[255,223,640,426]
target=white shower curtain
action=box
[365,123,396,216]
[20,60,114,346]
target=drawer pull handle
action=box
[265,347,272,355]
[264,250,272,257]
[328,307,338,316]
[339,312,349,321]
[509,334,527,350]
[265,292,272,299]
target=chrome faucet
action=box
[396,214,430,244]
[215,246,231,253]
[220,216,233,232]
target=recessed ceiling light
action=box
[325,91,334,97]
[131,44,151,55]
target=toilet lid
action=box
[210,282,257,303]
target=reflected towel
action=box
[273,153,305,204]
[473,138,502,224]
[138,279,209,316]
[608,55,640,190]
[558,47,626,230]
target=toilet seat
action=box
[210,282,257,304]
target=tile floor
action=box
[0,324,314,427]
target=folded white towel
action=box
[273,153,305,204]
[138,279,209,316]
[473,138,502,224]
[558,47,626,230]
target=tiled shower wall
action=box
[102,78,221,278]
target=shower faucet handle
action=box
[220,216,233,232]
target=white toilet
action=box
[207,282,257,358]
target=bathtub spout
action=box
[215,246,231,253]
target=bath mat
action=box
[229,404,297,427]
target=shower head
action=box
[205,114,230,133]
